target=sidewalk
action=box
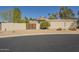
[0,29,79,38]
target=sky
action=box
[0,6,79,19]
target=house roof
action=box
[47,19,77,22]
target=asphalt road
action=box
[0,34,79,52]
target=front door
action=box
[26,23,36,29]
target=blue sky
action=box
[0,6,79,19]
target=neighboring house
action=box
[0,19,77,32]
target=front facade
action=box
[48,19,77,30]
[1,23,26,31]
[0,19,77,32]
[0,21,40,32]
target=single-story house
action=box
[0,19,77,32]
[0,21,40,31]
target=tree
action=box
[0,10,13,22]
[24,16,29,23]
[77,11,79,28]
[25,16,28,20]
[48,13,57,19]
[29,17,35,20]
[48,13,51,16]
[13,8,21,23]
[40,21,50,29]
[59,6,75,19]
[1,13,9,22]
[77,11,79,19]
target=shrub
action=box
[56,28,62,31]
[69,28,76,31]
[40,21,50,29]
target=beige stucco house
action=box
[0,19,77,32]
[48,19,77,30]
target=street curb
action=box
[0,33,79,38]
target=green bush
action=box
[56,28,62,31]
[40,21,50,29]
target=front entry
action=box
[26,23,36,29]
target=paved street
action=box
[0,34,79,52]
